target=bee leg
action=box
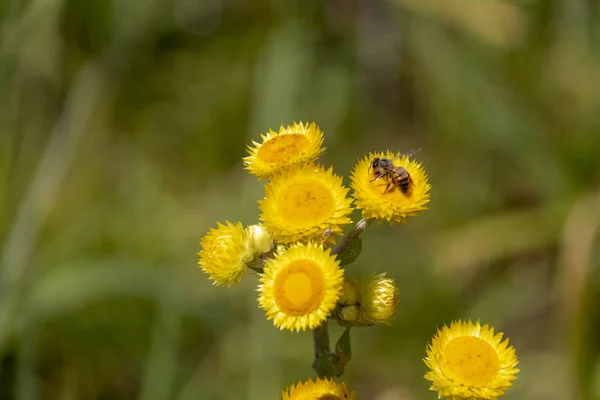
[370,175,384,183]
[382,182,391,194]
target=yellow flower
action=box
[358,273,399,325]
[424,320,519,400]
[197,221,253,286]
[280,377,356,400]
[258,242,344,332]
[244,122,325,179]
[259,164,353,244]
[350,151,430,223]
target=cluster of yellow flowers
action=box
[197,122,519,400]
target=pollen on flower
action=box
[257,242,344,332]
[350,151,430,223]
[259,163,353,244]
[424,320,519,400]
[244,122,325,179]
[280,377,356,400]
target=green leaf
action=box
[332,328,352,376]
[312,352,336,378]
[337,237,362,266]
[335,327,352,362]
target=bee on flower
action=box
[351,150,430,223]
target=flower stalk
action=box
[312,217,374,377]
[196,121,446,398]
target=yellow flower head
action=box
[259,164,353,244]
[424,320,519,400]
[244,122,325,179]
[258,242,344,332]
[280,377,356,400]
[197,221,253,286]
[350,151,430,223]
[358,273,399,325]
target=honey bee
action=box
[368,149,421,195]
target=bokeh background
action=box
[1,0,600,399]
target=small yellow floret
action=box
[244,121,325,179]
[350,151,430,223]
[259,164,353,244]
[258,242,344,332]
[280,377,356,400]
[197,221,253,286]
[424,320,519,399]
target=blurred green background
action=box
[1,0,600,398]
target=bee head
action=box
[370,158,381,171]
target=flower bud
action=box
[338,277,361,305]
[338,304,361,324]
[247,224,274,255]
[359,273,399,325]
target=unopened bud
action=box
[360,273,399,325]
[247,224,273,255]
[338,277,361,305]
[337,305,363,325]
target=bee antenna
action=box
[399,148,421,158]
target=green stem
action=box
[312,218,373,377]
[312,320,332,378]
[313,320,330,356]
[247,247,277,274]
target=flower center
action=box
[277,179,335,226]
[273,259,325,316]
[257,134,310,163]
[444,336,500,387]
[203,235,231,260]
[316,395,341,400]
